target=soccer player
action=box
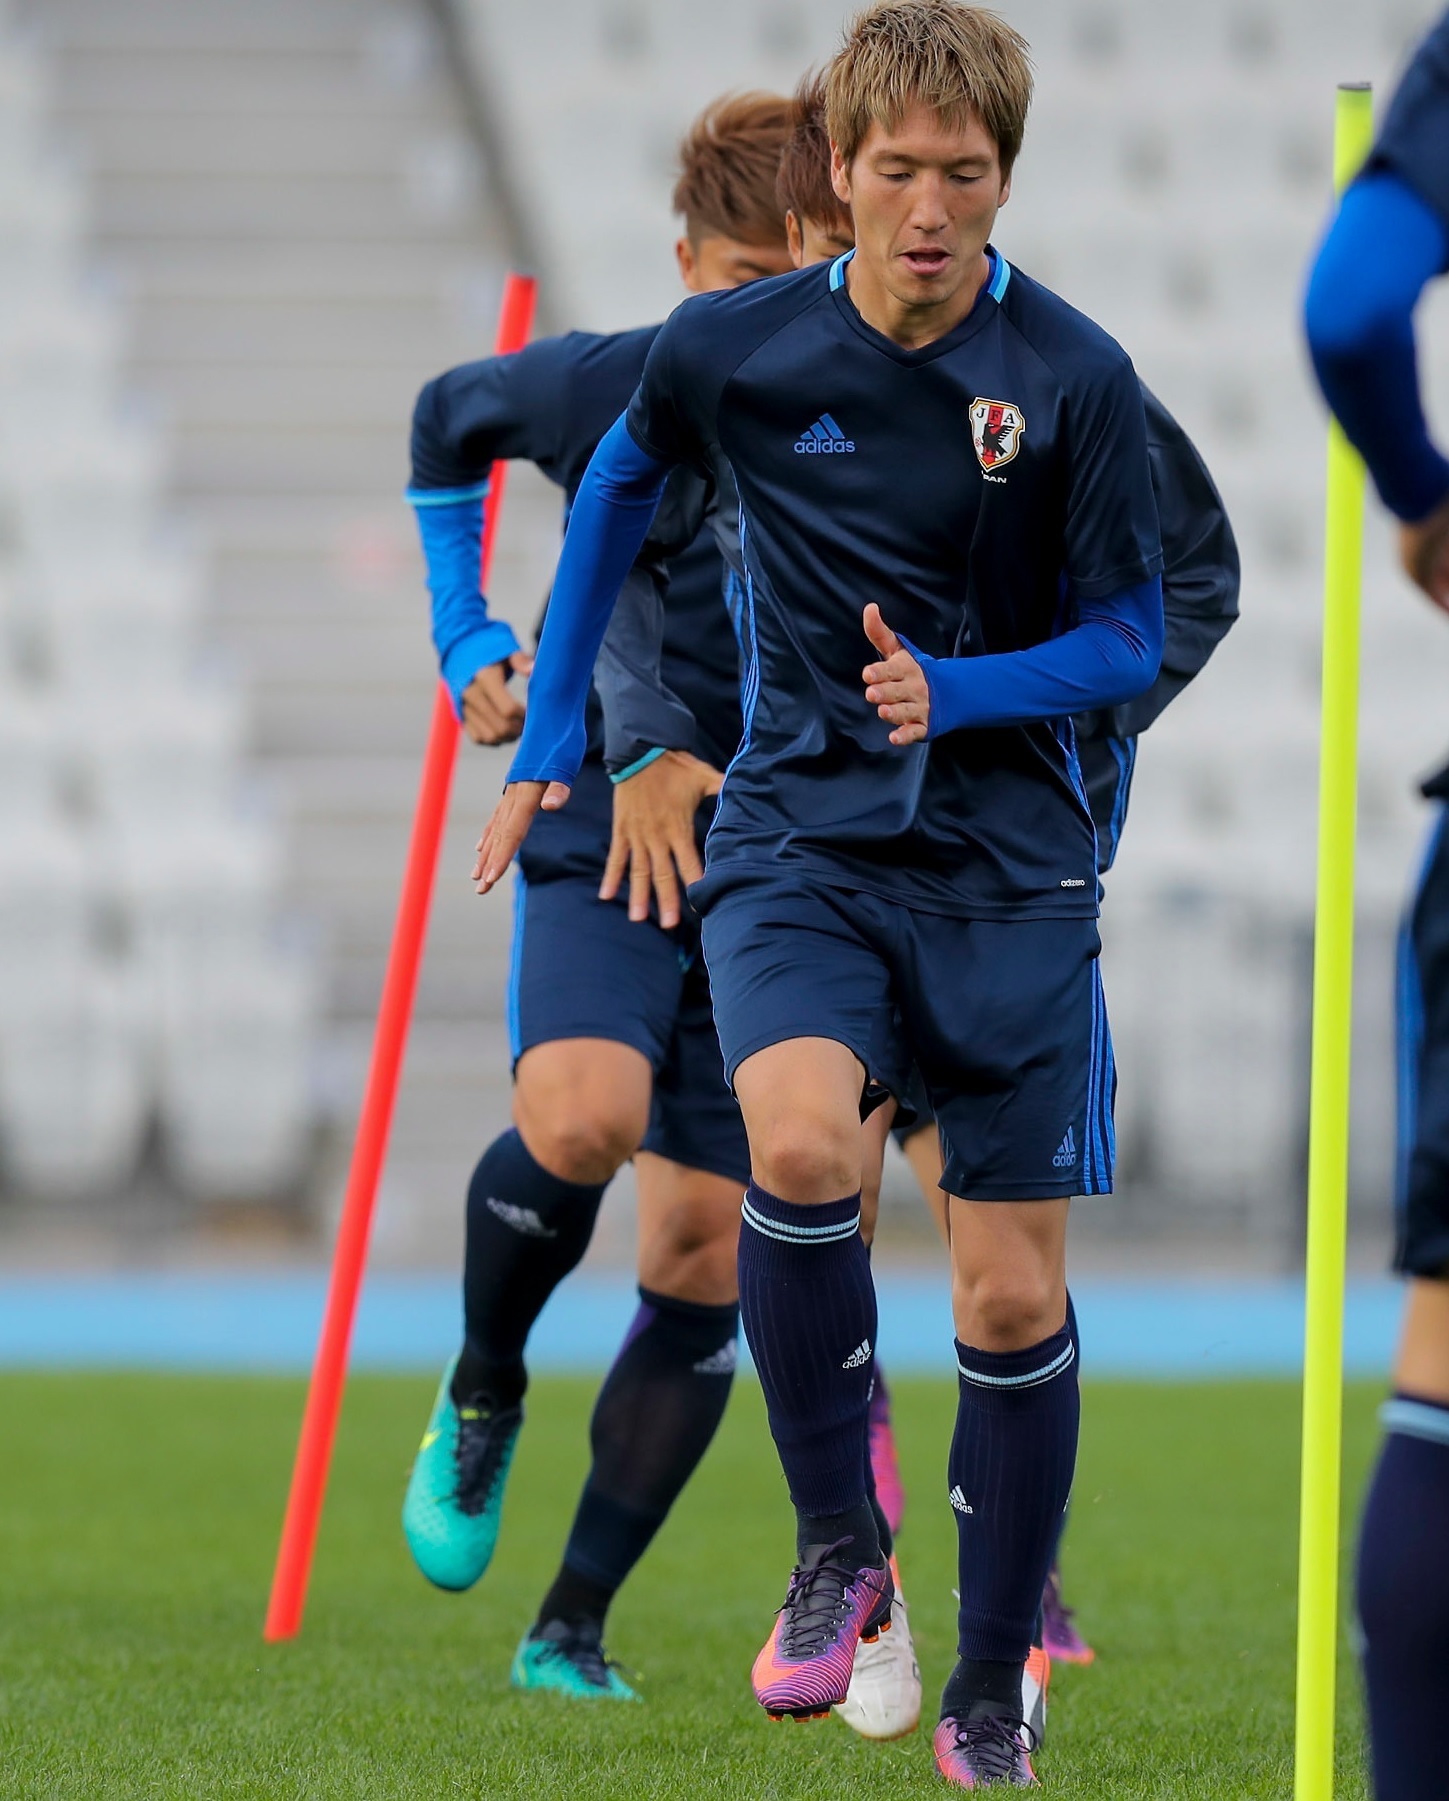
[401,93,794,1702]
[475,2,1166,1784]
[769,65,1241,1676]
[1305,15,1449,1799]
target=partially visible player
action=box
[476,2,1167,1784]
[1305,15,1449,1799]
[772,63,1240,1682]
[400,93,793,1703]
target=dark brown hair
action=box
[826,1,1033,177]
[775,72,853,235]
[672,91,794,246]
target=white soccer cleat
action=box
[835,1558,922,1741]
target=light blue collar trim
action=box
[986,248,1010,303]
[828,249,854,291]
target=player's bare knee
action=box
[514,1101,640,1186]
[753,1117,859,1205]
[954,1266,1061,1352]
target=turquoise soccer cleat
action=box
[401,1356,522,1592]
[511,1618,640,1701]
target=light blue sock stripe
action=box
[1382,1396,1449,1447]
[957,1340,1077,1389]
[740,1199,860,1243]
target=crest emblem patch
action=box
[969,397,1025,471]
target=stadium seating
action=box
[0,19,320,1203]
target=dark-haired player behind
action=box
[767,62,1240,1683]
[1305,14,1449,1799]
[476,1,1168,1784]
[401,93,793,1702]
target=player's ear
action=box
[785,210,805,270]
[998,169,1012,209]
[830,142,851,207]
[675,234,699,292]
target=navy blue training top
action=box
[409,327,743,881]
[614,252,1163,919]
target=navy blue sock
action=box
[738,1181,881,1567]
[1048,1292,1080,1570]
[1358,1393,1449,1801]
[454,1128,606,1408]
[543,1288,739,1622]
[951,1319,1079,1665]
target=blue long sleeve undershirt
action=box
[910,578,1164,736]
[508,417,670,786]
[514,417,1166,787]
[1305,170,1449,523]
[406,483,522,715]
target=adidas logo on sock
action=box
[794,412,856,454]
[841,1339,873,1370]
[1052,1126,1078,1170]
[692,1342,738,1376]
[485,1196,557,1238]
[948,1485,975,1515]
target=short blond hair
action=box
[672,91,794,247]
[826,1,1033,177]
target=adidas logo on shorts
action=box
[949,1485,975,1515]
[692,1342,738,1376]
[1052,1127,1078,1170]
[841,1339,873,1370]
[484,1196,558,1238]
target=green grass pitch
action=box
[0,1371,1380,1799]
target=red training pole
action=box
[264,272,538,1642]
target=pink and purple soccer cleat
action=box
[933,1703,1039,1788]
[868,1370,906,1538]
[752,1544,893,1721]
[1041,1564,1095,1665]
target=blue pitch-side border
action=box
[0,1272,1402,1377]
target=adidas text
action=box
[485,1195,558,1238]
[795,413,855,454]
[949,1485,974,1515]
[1052,1128,1078,1171]
[841,1339,873,1370]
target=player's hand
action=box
[473,778,569,893]
[600,750,724,927]
[460,651,535,745]
[1401,495,1449,615]
[862,603,930,746]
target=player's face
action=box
[785,208,856,269]
[675,232,794,294]
[832,103,1008,318]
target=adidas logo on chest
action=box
[794,412,855,454]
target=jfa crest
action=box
[969,397,1025,471]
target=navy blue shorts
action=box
[700,879,1113,1202]
[1397,787,1449,1277]
[508,873,750,1185]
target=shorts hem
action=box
[939,1176,1111,1201]
[637,1141,752,1186]
[512,1026,661,1076]
[721,1026,871,1092]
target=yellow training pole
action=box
[1293,79,1374,1801]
